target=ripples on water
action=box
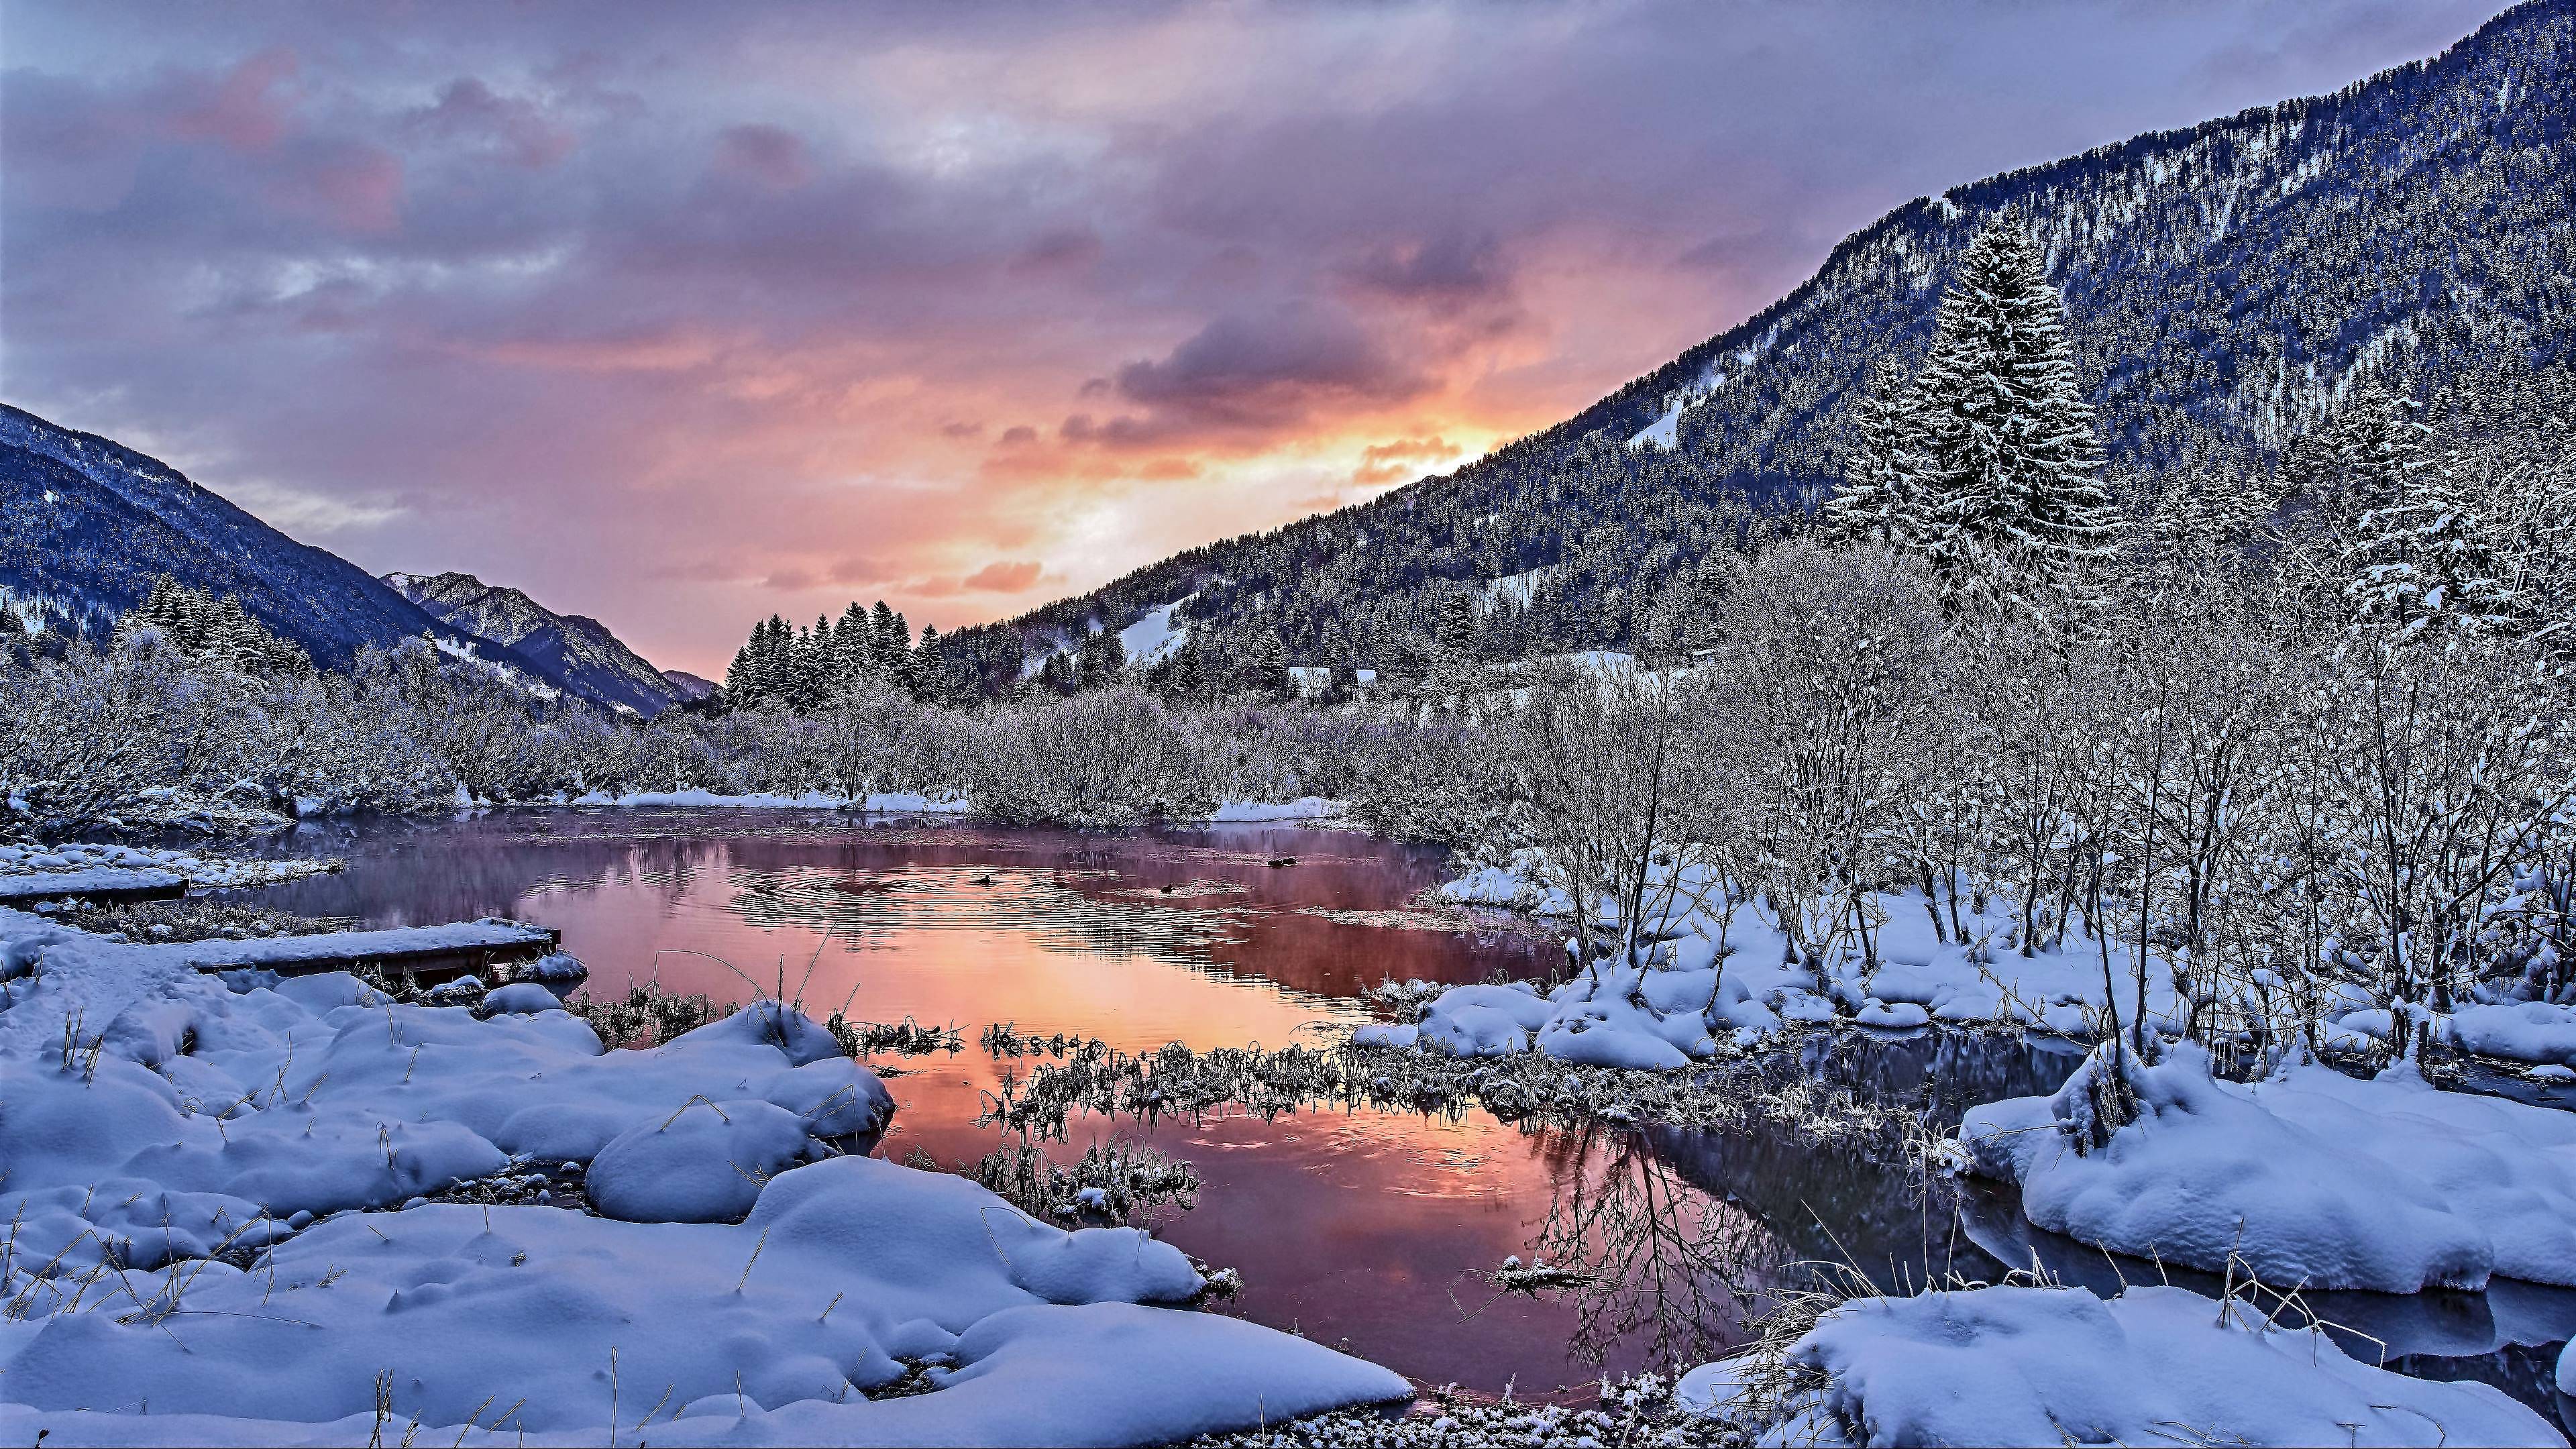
[236,810,2576,1421]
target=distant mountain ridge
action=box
[931,0,2574,690]
[0,402,653,712]
[385,570,685,716]
[0,404,460,665]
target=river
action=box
[227,808,2576,1423]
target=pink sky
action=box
[0,0,2506,674]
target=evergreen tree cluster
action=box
[722,599,944,710]
[116,575,310,674]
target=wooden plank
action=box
[182,920,561,983]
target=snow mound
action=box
[1964,1042,2576,1291]
[1,1157,1407,1444]
[587,1097,819,1222]
[0,906,1413,1444]
[480,980,566,1014]
[1786,1284,2561,1448]
[512,950,589,984]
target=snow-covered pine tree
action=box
[912,623,943,701]
[1906,217,2116,625]
[833,602,873,690]
[1827,357,1927,547]
[1434,592,1479,676]
[869,601,902,678]
[2344,392,2527,641]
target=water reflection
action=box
[223,810,2575,1415]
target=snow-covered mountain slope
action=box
[934,0,2574,691]
[0,405,457,669]
[0,403,621,709]
[662,669,716,702]
[385,570,684,717]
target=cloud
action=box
[1352,434,1461,486]
[714,123,810,189]
[405,78,575,169]
[0,0,2499,672]
[961,559,1042,592]
[1101,304,1433,440]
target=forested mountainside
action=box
[385,570,684,717]
[0,402,621,706]
[931,0,2573,694]
[0,404,455,668]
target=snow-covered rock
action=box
[587,1098,818,1222]
[1964,1041,2576,1291]
[479,980,567,1015]
[1781,1283,2561,1448]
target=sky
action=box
[0,0,2512,676]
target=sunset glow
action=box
[1,0,2503,674]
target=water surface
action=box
[233,810,2576,1420]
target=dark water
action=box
[227,810,2576,1419]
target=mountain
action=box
[0,404,463,665]
[0,402,625,708]
[662,670,716,702]
[932,0,2573,690]
[384,570,685,716]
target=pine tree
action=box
[1828,357,1927,547]
[1433,592,1479,674]
[2344,392,2526,641]
[1246,631,1289,698]
[869,602,901,678]
[833,602,873,690]
[912,623,943,702]
[1906,217,2116,624]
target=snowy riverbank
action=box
[1421,852,2576,1074]
[1964,1040,2576,1293]
[0,906,1408,1444]
[1692,1282,2563,1447]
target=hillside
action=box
[0,405,459,667]
[385,571,684,717]
[932,0,2573,692]
[0,403,621,708]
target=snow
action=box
[1479,568,1551,611]
[480,980,568,1014]
[0,907,1411,1444]
[1411,853,2176,1065]
[1117,600,1191,669]
[0,842,337,892]
[568,788,973,813]
[1627,402,1683,451]
[587,1097,821,1222]
[1770,1283,2561,1448]
[0,866,183,902]
[1964,1041,2576,1292]
[2328,998,2576,1067]
[1207,797,1340,822]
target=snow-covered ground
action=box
[564,788,975,812]
[1118,599,1191,669]
[0,841,338,892]
[0,907,1409,1444]
[1414,852,2174,1066]
[1702,1283,2562,1447]
[1964,1040,2576,1293]
[1207,797,1341,823]
[2327,996,2576,1068]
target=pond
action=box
[229,808,2576,1423]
